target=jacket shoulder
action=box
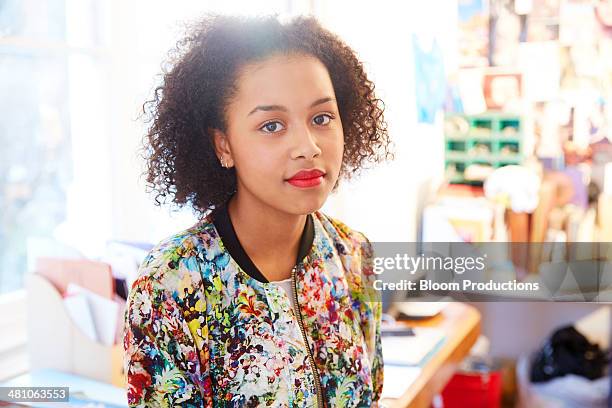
[314,211,376,282]
[314,211,371,249]
[130,220,216,296]
[123,223,212,406]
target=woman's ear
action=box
[210,128,234,168]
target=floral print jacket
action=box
[123,202,383,407]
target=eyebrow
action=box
[247,97,336,116]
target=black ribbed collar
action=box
[211,201,314,283]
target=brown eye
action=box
[313,114,332,126]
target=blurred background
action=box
[0,0,610,407]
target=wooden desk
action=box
[381,302,481,408]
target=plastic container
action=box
[441,361,502,408]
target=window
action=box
[0,0,310,295]
[0,0,112,294]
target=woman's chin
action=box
[281,193,327,215]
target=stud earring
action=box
[220,157,232,168]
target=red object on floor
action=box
[440,370,502,408]
[438,184,485,197]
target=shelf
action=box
[445,152,523,162]
[445,133,522,142]
[444,112,524,186]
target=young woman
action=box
[124,14,393,407]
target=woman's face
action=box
[215,53,344,215]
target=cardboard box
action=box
[25,273,125,388]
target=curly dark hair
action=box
[141,14,394,218]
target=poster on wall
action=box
[517,41,561,102]
[527,0,561,41]
[596,0,612,35]
[483,69,523,111]
[559,0,599,46]
[490,0,522,66]
[458,0,490,67]
[413,34,446,124]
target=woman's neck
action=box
[226,192,307,281]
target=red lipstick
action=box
[286,169,325,188]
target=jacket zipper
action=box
[291,264,324,408]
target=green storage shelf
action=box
[444,112,524,185]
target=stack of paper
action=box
[381,327,446,366]
[65,283,120,346]
[381,365,422,399]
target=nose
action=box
[291,124,322,161]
